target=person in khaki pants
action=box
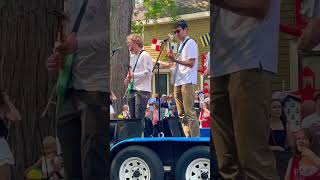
[167,20,200,137]
[211,0,281,179]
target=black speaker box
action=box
[111,119,144,143]
[161,117,185,137]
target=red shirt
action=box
[290,155,320,180]
[199,110,210,128]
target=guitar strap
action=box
[132,50,145,73]
[172,38,190,85]
[130,50,145,86]
[72,0,89,34]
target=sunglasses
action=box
[174,29,183,34]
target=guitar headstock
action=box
[49,10,70,41]
[166,34,175,52]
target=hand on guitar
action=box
[54,33,78,55]
[46,52,64,75]
[46,33,77,75]
[124,70,133,85]
[167,50,176,62]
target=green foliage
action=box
[131,20,144,35]
[131,0,180,34]
[143,0,179,22]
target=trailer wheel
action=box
[110,145,164,180]
[175,146,210,180]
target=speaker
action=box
[112,119,144,143]
[142,117,155,137]
[161,117,185,137]
[110,120,118,143]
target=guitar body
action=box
[123,50,145,99]
[126,81,134,94]
[56,53,76,111]
[54,0,88,113]
[170,53,180,85]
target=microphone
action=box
[111,47,123,54]
[161,34,174,43]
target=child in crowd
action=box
[121,105,130,119]
[285,128,320,180]
[110,91,117,119]
[0,91,21,180]
[199,101,210,128]
[25,136,63,180]
[152,104,160,126]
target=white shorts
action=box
[0,138,14,166]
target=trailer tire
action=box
[175,146,211,180]
[110,145,164,180]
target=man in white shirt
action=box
[302,92,320,136]
[125,34,153,119]
[167,20,200,137]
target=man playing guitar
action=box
[167,20,200,137]
[125,34,153,119]
[46,0,108,179]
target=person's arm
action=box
[284,158,293,180]
[302,148,320,167]
[298,1,320,50]
[152,59,174,69]
[171,40,198,68]
[204,52,210,78]
[298,19,320,50]
[212,0,271,19]
[110,91,117,102]
[2,92,21,122]
[173,58,195,68]
[53,156,64,176]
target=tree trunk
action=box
[110,0,134,115]
[0,0,63,179]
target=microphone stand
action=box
[152,40,168,137]
[111,48,121,59]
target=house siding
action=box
[276,0,297,91]
[141,1,296,92]
[143,17,210,92]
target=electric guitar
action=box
[123,50,144,99]
[168,40,179,85]
[169,38,190,85]
[56,0,88,112]
[123,66,133,99]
